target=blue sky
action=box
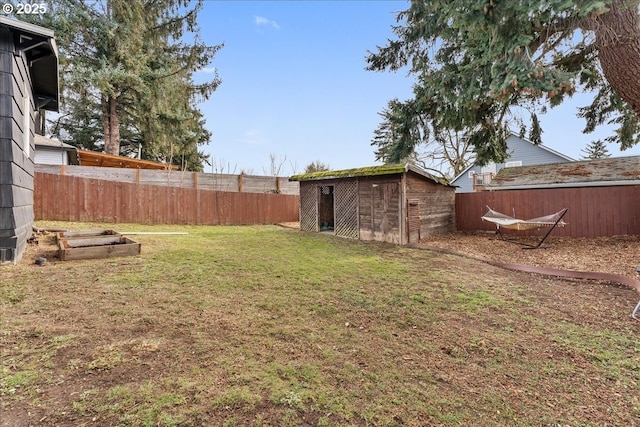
[194,1,640,176]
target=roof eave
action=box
[0,17,59,111]
[77,149,178,170]
[0,16,54,38]
[487,180,640,190]
[35,143,76,152]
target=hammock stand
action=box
[633,299,640,320]
[481,207,568,249]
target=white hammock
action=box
[481,207,568,248]
[481,207,568,231]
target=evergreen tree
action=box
[371,99,473,180]
[367,1,640,165]
[304,161,330,173]
[28,0,221,171]
[581,140,611,159]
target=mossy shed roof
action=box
[289,164,451,186]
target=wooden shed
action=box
[289,164,455,244]
[1,17,59,263]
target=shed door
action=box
[318,185,335,231]
[372,182,401,243]
[407,199,421,243]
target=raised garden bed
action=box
[57,233,141,261]
[56,229,120,242]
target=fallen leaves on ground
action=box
[422,231,640,279]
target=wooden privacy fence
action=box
[456,185,640,238]
[35,164,300,195]
[34,173,300,225]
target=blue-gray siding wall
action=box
[453,134,572,193]
[0,27,36,264]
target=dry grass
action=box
[1,222,639,426]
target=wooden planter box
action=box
[58,235,141,261]
[56,229,120,242]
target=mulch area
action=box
[280,222,640,280]
[421,231,640,280]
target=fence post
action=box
[239,172,244,192]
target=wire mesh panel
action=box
[334,179,358,239]
[299,183,317,232]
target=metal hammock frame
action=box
[481,206,568,249]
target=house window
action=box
[505,160,522,168]
[468,170,475,178]
[473,173,493,186]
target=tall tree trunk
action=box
[109,96,120,155]
[102,95,110,152]
[102,95,120,155]
[595,0,640,117]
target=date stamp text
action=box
[2,3,48,15]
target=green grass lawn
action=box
[1,223,639,426]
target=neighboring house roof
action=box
[34,134,79,164]
[289,164,451,186]
[0,16,59,111]
[35,134,75,150]
[487,156,640,190]
[34,135,176,170]
[77,149,178,170]
[450,133,574,184]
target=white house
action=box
[34,134,79,165]
[450,133,574,193]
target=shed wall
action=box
[0,28,36,263]
[297,173,454,244]
[358,175,402,244]
[405,173,456,237]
